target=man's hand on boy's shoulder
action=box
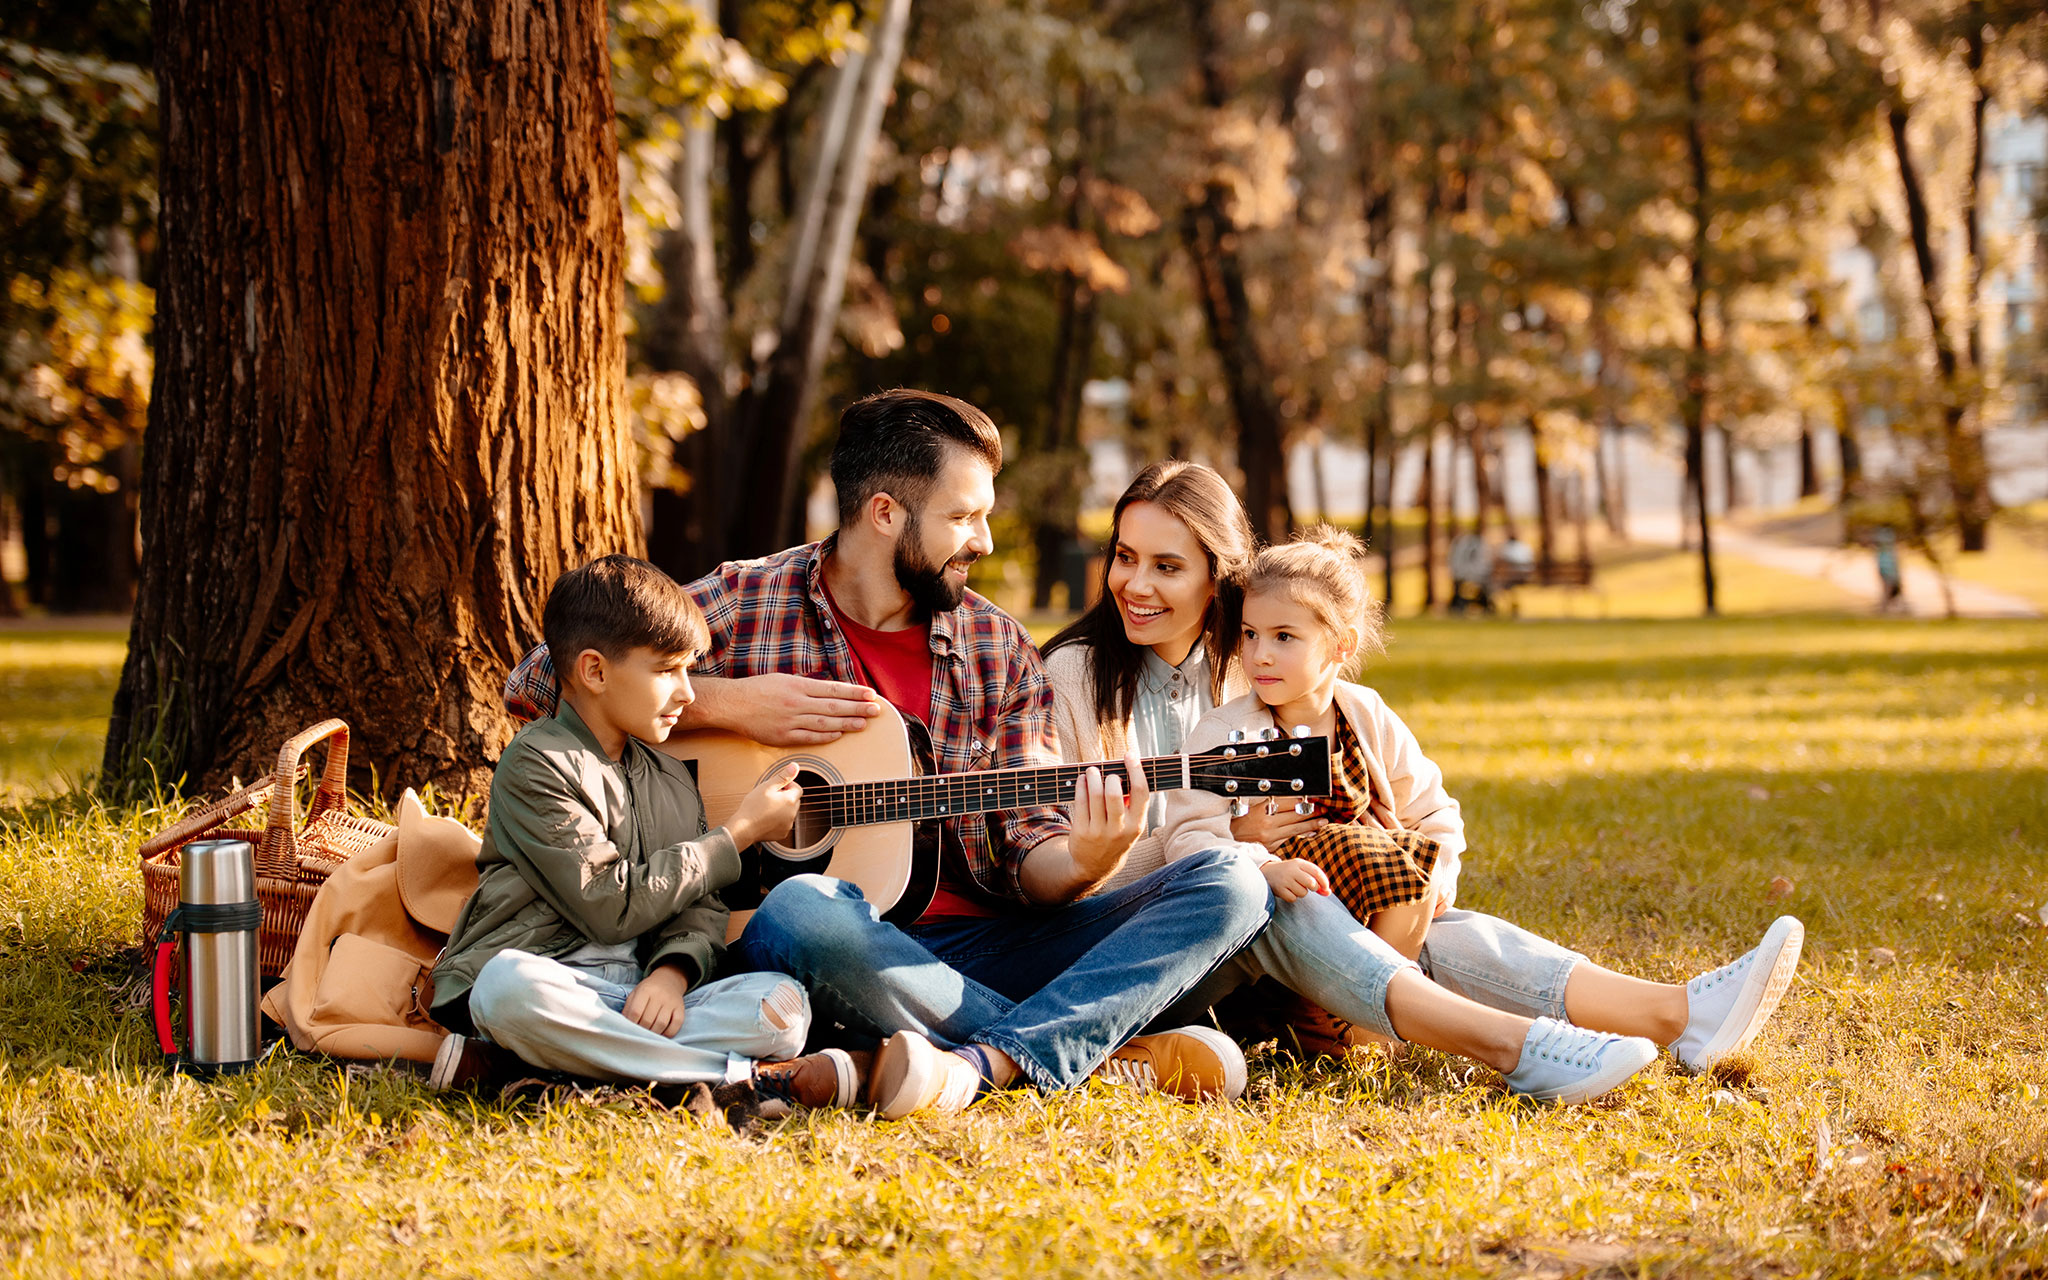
[686,673,885,745]
[623,963,691,1037]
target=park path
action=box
[1625,511,2041,619]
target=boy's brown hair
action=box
[542,555,710,671]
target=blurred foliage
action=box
[4,0,2045,605]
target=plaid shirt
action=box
[502,537,1068,902]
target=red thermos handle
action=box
[152,910,183,1059]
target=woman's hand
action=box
[1261,858,1331,903]
[1231,798,1329,849]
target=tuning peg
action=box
[1227,729,1246,743]
[1290,779,1304,791]
[1257,779,1272,793]
[1224,780,1239,793]
[1259,727,1281,741]
[1228,798,1250,818]
[1293,800,1316,815]
[1292,724,1313,738]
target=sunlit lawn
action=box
[1,618,2043,1277]
[0,629,126,805]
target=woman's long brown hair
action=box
[1042,460,1255,730]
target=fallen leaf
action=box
[1869,947,1897,968]
[1748,785,1772,801]
[1767,876,1797,901]
[2039,903,2048,928]
[1813,780,1835,795]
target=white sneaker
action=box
[868,1031,982,1120]
[1501,1018,1659,1103]
[1671,915,1804,1073]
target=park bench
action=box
[1495,558,1602,616]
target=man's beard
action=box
[895,515,977,613]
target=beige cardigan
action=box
[1156,683,1467,909]
[1044,642,1250,895]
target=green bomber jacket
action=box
[429,699,740,1032]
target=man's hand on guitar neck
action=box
[1018,749,1150,906]
[680,673,886,745]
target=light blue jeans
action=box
[467,949,810,1084]
[1159,899,1586,1040]
[734,847,1273,1093]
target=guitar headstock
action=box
[1183,727,1331,799]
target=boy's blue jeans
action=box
[734,847,1273,1092]
[467,949,810,1084]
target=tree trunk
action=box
[645,37,735,578]
[1183,0,1292,543]
[1591,301,1626,537]
[1419,423,1439,610]
[1683,15,1717,614]
[1798,422,1819,498]
[1887,97,1991,551]
[737,0,912,557]
[1720,427,1740,513]
[106,0,636,798]
[1531,436,1556,575]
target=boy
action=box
[428,555,860,1116]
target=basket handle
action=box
[261,719,351,874]
[136,773,276,861]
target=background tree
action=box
[104,0,639,796]
[0,0,156,616]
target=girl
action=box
[1157,526,1806,1102]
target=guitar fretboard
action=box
[809,749,1312,828]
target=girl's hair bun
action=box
[1236,523,1387,674]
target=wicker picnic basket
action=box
[139,719,395,977]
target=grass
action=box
[2,619,2045,1277]
[0,629,126,805]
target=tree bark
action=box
[1798,422,1819,498]
[1182,0,1291,543]
[1682,15,1717,614]
[1418,423,1438,609]
[645,35,734,577]
[1531,433,1556,575]
[106,0,636,798]
[1887,96,1991,550]
[738,0,911,556]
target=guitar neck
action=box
[816,755,1191,829]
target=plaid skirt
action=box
[1274,821,1440,923]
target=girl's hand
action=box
[1231,798,1328,849]
[1261,858,1330,902]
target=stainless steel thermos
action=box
[150,839,262,1075]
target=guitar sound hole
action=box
[780,769,836,854]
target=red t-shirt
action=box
[819,578,995,921]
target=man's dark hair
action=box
[542,554,709,669]
[831,389,1004,523]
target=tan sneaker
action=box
[1093,1027,1247,1102]
[868,1031,982,1119]
[746,1048,866,1118]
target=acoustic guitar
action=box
[657,714,1332,940]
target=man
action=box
[504,390,1271,1118]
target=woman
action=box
[1042,460,1263,895]
[1047,476,1797,1102]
